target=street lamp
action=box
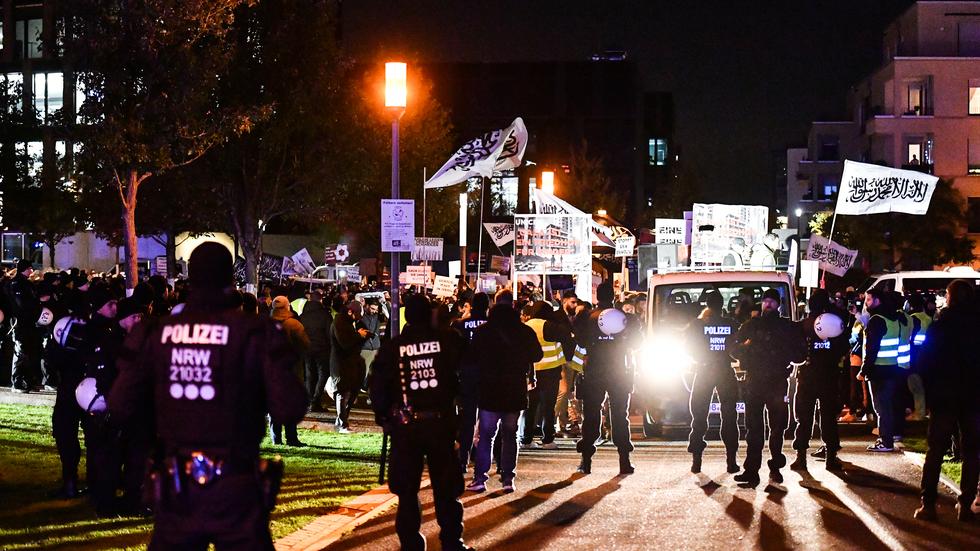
[794,208,804,236]
[540,170,555,195]
[597,209,607,217]
[386,62,406,338]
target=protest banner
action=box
[654,219,685,244]
[805,233,858,277]
[424,118,528,189]
[490,255,511,273]
[691,203,769,266]
[291,248,317,275]
[432,275,456,298]
[484,223,515,247]
[514,214,592,274]
[405,265,431,286]
[412,237,444,261]
[615,236,636,258]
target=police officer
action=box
[686,290,739,474]
[859,288,912,452]
[791,289,848,472]
[452,292,489,472]
[109,242,308,549]
[370,294,473,551]
[6,259,41,392]
[574,282,637,475]
[730,288,805,486]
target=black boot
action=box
[734,470,760,486]
[691,452,702,474]
[619,453,635,475]
[914,499,937,521]
[576,456,592,474]
[825,451,844,472]
[726,454,740,474]
[48,477,80,499]
[769,469,784,484]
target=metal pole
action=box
[390,115,401,338]
[819,211,839,290]
[477,179,486,282]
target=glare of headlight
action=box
[638,336,693,385]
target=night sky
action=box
[340,0,914,207]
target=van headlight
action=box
[638,336,693,385]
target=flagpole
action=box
[477,177,487,283]
[421,167,427,295]
[819,211,839,289]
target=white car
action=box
[859,266,980,299]
[637,269,800,437]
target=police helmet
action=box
[597,308,627,336]
[75,377,107,414]
[37,307,55,326]
[813,312,845,340]
[52,317,89,351]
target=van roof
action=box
[649,270,793,287]
[872,269,980,279]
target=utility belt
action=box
[144,450,284,513]
[388,404,450,426]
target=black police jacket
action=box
[370,323,463,426]
[574,303,638,377]
[108,298,308,458]
[918,304,980,412]
[685,309,737,372]
[6,274,40,327]
[801,307,848,374]
[730,311,805,385]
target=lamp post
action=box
[386,62,406,338]
[541,170,555,195]
[794,207,804,237]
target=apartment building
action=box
[788,1,980,254]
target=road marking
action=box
[819,474,908,551]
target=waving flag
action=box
[836,160,939,215]
[424,118,528,189]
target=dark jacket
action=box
[800,306,849,375]
[357,313,382,351]
[685,309,737,372]
[471,304,542,412]
[330,309,367,393]
[6,273,40,333]
[298,300,332,359]
[370,324,463,425]
[573,302,639,375]
[108,298,308,456]
[918,304,980,411]
[730,310,805,386]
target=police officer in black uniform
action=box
[6,259,41,391]
[791,289,848,472]
[370,294,472,551]
[730,288,805,486]
[686,290,740,474]
[574,282,637,475]
[109,242,308,549]
[452,292,489,473]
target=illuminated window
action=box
[33,72,64,122]
[15,19,42,59]
[17,141,43,180]
[970,81,980,115]
[970,139,980,175]
[648,138,667,166]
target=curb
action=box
[274,481,426,551]
[901,449,961,496]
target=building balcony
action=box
[901,163,934,174]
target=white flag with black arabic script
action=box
[424,117,528,189]
[483,223,515,247]
[836,160,939,215]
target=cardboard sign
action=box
[654,219,685,245]
[381,199,415,253]
[154,256,168,278]
[615,236,636,258]
[432,275,456,298]
[800,259,820,289]
[405,265,431,286]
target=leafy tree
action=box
[64,0,257,287]
[558,140,627,221]
[206,1,455,284]
[810,178,974,270]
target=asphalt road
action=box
[326,439,980,551]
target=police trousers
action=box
[688,365,739,457]
[793,367,841,453]
[921,406,980,506]
[577,371,633,459]
[149,473,273,551]
[10,325,41,389]
[743,380,789,474]
[388,419,465,551]
[52,371,85,482]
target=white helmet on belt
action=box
[75,377,107,414]
[597,308,627,336]
[814,312,845,340]
[37,307,54,326]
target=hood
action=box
[488,304,520,324]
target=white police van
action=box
[638,269,800,437]
[858,266,980,302]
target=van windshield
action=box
[652,282,793,327]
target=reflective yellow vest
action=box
[525,318,565,371]
[911,311,933,347]
[569,345,587,372]
[864,314,912,369]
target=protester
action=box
[330,299,370,433]
[270,295,310,446]
[299,290,332,412]
[859,288,912,452]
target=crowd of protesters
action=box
[1,253,978,527]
